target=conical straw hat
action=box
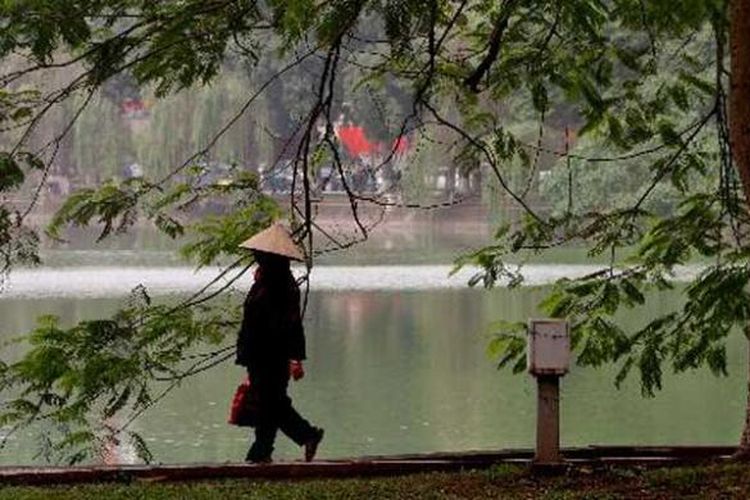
[238,223,304,261]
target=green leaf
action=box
[103,386,132,419]
[128,431,153,464]
[0,153,24,191]
[620,279,645,306]
[614,357,635,389]
[678,71,715,96]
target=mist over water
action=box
[3,264,608,298]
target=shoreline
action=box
[0,445,736,486]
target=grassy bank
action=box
[1,462,747,499]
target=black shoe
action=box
[245,449,273,464]
[304,427,324,462]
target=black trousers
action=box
[246,367,314,461]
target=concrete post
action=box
[534,375,561,464]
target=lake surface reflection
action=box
[0,281,745,465]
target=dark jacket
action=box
[235,268,306,372]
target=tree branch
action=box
[463,3,515,92]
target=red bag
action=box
[228,376,259,427]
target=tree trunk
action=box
[730,0,750,203]
[730,0,750,458]
[737,328,750,458]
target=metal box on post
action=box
[527,318,570,467]
[527,319,570,376]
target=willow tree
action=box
[1,0,750,463]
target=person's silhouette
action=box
[236,223,324,463]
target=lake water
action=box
[0,227,745,465]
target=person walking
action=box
[236,223,324,463]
